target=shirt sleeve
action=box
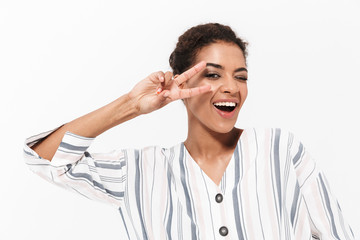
[291,136,355,240]
[23,127,127,208]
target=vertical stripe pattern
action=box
[24,128,355,239]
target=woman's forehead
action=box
[195,42,246,68]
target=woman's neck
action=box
[184,122,242,161]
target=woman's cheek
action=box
[239,87,248,103]
[203,80,219,92]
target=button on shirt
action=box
[219,226,229,236]
[23,128,355,239]
[215,193,223,203]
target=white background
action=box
[1,0,359,239]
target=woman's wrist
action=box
[110,93,142,126]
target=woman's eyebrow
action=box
[206,62,223,69]
[235,67,248,73]
[206,63,248,73]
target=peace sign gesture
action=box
[128,61,211,114]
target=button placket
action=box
[214,192,228,237]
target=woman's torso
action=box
[119,128,313,239]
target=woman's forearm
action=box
[31,93,140,161]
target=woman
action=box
[24,23,354,239]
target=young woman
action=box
[24,23,354,239]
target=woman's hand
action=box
[128,61,211,115]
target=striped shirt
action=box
[24,127,355,239]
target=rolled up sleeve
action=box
[24,128,127,208]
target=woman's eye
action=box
[235,76,248,81]
[205,73,220,79]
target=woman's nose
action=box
[219,75,239,94]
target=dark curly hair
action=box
[169,23,248,75]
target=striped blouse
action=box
[24,127,355,239]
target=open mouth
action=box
[213,102,237,112]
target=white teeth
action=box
[213,102,236,107]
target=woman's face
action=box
[183,41,248,134]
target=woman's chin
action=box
[208,123,237,135]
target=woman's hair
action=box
[169,23,248,75]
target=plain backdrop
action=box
[1,0,359,239]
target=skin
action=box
[183,41,248,185]
[31,41,248,186]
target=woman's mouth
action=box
[213,102,237,112]
[212,101,238,119]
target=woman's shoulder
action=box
[244,127,296,139]
[244,127,304,152]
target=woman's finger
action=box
[151,71,165,84]
[173,61,206,87]
[161,90,170,98]
[177,85,211,99]
[156,71,173,95]
[164,71,173,85]
[152,71,166,94]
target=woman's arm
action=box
[24,61,210,207]
[31,61,210,161]
[31,93,139,161]
[290,136,355,239]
